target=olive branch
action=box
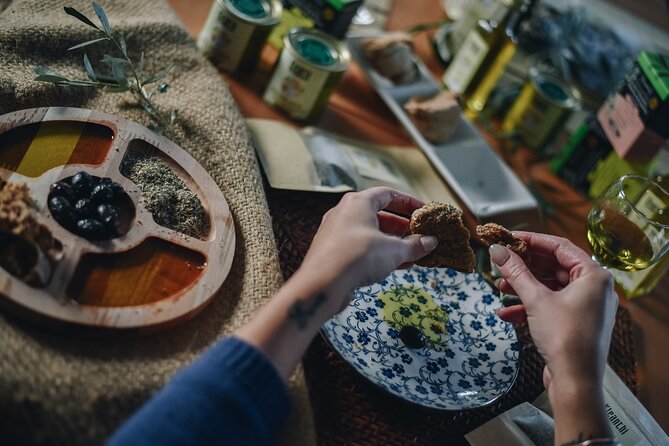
[30,2,178,136]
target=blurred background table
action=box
[168,0,668,441]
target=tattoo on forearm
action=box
[288,292,327,329]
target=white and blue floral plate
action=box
[321,266,519,410]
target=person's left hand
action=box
[298,187,438,316]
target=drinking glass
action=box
[586,174,669,271]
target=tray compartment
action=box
[120,139,212,240]
[0,233,52,287]
[0,121,114,177]
[66,237,206,307]
[48,173,136,241]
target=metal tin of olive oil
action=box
[502,67,579,152]
[197,0,282,74]
[263,27,350,122]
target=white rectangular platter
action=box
[347,31,538,220]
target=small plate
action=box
[321,266,519,410]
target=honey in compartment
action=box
[0,121,114,176]
[66,237,206,307]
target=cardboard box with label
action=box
[597,51,669,164]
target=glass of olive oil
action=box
[587,174,669,271]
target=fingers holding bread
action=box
[406,202,476,272]
[476,223,529,262]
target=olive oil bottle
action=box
[610,175,669,298]
[443,0,536,116]
[448,0,499,55]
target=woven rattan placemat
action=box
[268,188,638,446]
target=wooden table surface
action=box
[168,0,669,433]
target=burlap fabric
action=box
[0,1,315,444]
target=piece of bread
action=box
[404,90,461,143]
[0,182,60,286]
[408,202,476,272]
[362,32,417,85]
[476,223,528,261]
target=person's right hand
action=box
[490,232,617,391]
[490,233,618,444]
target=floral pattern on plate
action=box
[321,266,519,410]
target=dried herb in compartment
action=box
[121,154,209,239]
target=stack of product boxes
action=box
[551,51,669,199]
[552,51,669,297]
[281,0,363,39]
[268,0,362,47]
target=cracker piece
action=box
[476,223,528,261]
[408,202,475,272]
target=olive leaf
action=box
[62,80,98,87]
[100,54,127,67]
[30,65,68,78]
[83,53,96,81]
[30,2,178,137]
[105,85,130,93]
[142,64,173,86]
[110,59,128,87]
[113,31,127,56]
[92,2,111,34]
[68,37,108,51]
[64,6,100,30]
[137,52,145,77]
[34,74,70,83]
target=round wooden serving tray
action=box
[0,107,235,330]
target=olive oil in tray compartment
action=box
[0,120,114,177]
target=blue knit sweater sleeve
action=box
[107,337,292,446]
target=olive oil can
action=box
[198,0,282,74]
[263,27,350,122]
[503,67,579,152]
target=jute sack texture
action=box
[0,1,316,444]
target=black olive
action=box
[108,181,126,199]
[49,174,131,240]
[97,204,121,236]
[90,183,115,204]
[48,195,77,229]
[49,181,76,203]
[74,198,95,218]
[399,326,425,349]
[76,218,107,240]
[71,171,95,198]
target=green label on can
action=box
[538,78,569,103]
[230,0,269,19]
[294,37,335,67]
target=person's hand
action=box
[492,232,617,388]
[236,187,437,381]
[490,232,617,444]
[298,187,438,316]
